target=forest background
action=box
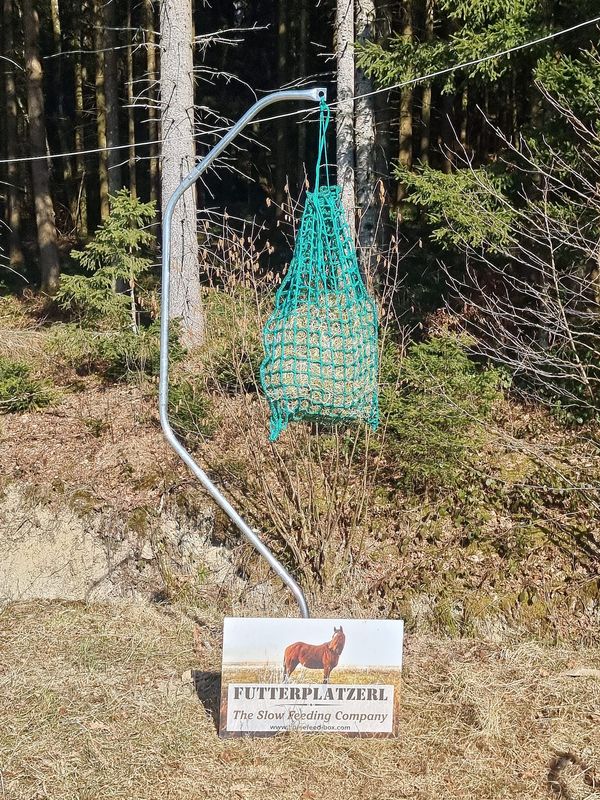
[0,0,599,633]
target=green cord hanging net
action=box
[260,99,379,441]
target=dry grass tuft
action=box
[0,296,48,363]
[0,328,46,360]
[0,602,598,800]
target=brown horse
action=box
[283,626,346,684]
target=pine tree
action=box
[57,190,156,330]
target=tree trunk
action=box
[441,91,454,173]
[397,0,413,202]
[160,0,203,346]
[355,0,377,271]
[336,0,355,239]
[420,85,432,166]
[510,69,518,145]
[419,0,434,166]
[275,0,288,210]
[296,0,308,188]
[127,0,137,198]
[3,0,24,269]
[478,86,490,164]
[22,0,60,294]
[49,0,77,229]
[94,0,109,219]
[145,0,159,204]
[103,0,122,195]
[73,18,88,237]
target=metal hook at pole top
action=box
[159,88,327,619]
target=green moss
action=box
[580,579,600,601]
[69,489,99,516]
[463,592,493,621]
[518,598,549,622]
[499,592,518,613]
[127,508,151,537]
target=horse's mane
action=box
[328,630,345,655]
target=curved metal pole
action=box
[160,88,327,619]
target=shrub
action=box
[201,289,264,393]
[0,356,52,413]
[45,325,104,375]
[46,321,185,380]
[169,379,217,445]
[380,334,503,491]
[398,100,600,420]
[96,322,184,379]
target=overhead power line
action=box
[1,13,599,167]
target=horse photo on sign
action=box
[219,618,403,737]
[283,626,346,684]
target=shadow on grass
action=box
[192,670,221,729]
[547,751,597,798]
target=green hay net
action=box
[260,99,379,441]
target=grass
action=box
[222,664,401,685]
[0,601,598,800]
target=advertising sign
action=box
[219,617,404,737]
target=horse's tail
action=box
[283,643,293,670]
[283,643,300,682]
[283,645,292,682]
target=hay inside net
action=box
[260,183,379,440]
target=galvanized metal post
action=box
[160,88,327,619]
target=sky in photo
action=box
[222,617,404,668]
